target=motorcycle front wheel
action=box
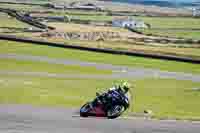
[80,102,91,117]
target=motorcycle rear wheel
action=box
[107,105,125,119]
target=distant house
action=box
[112,18,149,29]
[192,8,200,17]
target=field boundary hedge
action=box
[0,34,199,64]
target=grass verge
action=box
[136,16,200,29]
[47,22,128,33]
[52,39,200,58]
[139,29,200,40]
[0,13,29,29]
[135,16,200,39]
[0,40,200,74]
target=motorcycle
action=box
[80,90,130,119]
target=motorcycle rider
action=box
[96,82,131,111]
[108,82,131,98]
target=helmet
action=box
[121,82,131,94]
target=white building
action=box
[112,18,149,29]
[192,8,200,17]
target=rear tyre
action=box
[107,105,125,119]
[80,103,91,117]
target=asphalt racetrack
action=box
[1,105,200,133]
[1,54,200,81]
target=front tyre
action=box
[80,103,91,117]
[107,105,125,119]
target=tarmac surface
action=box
[0,105,200,133]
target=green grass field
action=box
[135,16,200,39]
[47,22,127,32]
[61,9,112,22]
[139,29,200,40]
[0,13,29,29]
[0,74,200,120]
[136,16,200,29]
[0,40,199,74]
[54,39,200,58]
[49,13,200,39]
[0,4,43,11]
[1,3,199,40]
[0,13,30,34]
[0,39,200,120]
[68,14,112,22]
[45,14,200,29]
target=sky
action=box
[150,0,199,2]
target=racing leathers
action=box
[96,86,130,111]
